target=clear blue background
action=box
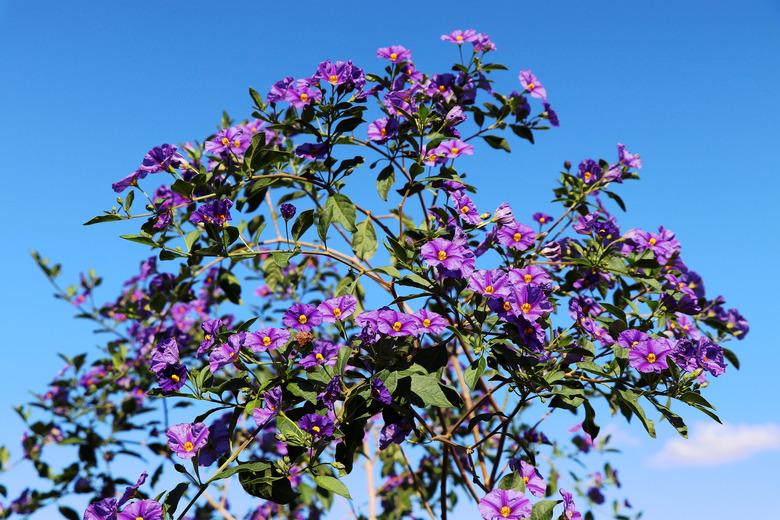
[1,1,779,518]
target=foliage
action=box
[1,30,747,520]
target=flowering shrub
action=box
[3,29,747,520]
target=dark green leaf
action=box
[163,482,189,516]
[376,165,395,201]
[84,214,124,225]
[292,209,315,241]
[498,472,526,492]
[482,135,511,152]
[325,194,357,232]
[464,356,487,390]
[120,234,157,247]
[530,500,558,520]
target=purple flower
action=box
[315,59,349,86]
[451,192,481,225]
[532,212,553,225]
[280,203,296,221]
[84,498,118,520]
[318,295,358,323]
[436,139,474,159]
[205,126,252,158]
[208,336,242,373]
[496,222,536,250]
[379,418,413,450]
[267,76,295,102]
[441,29,478,45]
[251,327,290,352]
[371,378,392,405]
[283,303,323,332]
[253,387,282,427]
[469,269,510,299]
[299,339,341,369]
[318,376,342,411]
[376,310,419,337]
[286,84,322,109]
[514,460,546,497]
[617,143,642,169]
[149,338,180,374]
[197,318,224,357]
[299,414,334,438]
[367,117,400,143]
[617,329,649,350]
[294,142,329,160]
[155,363,187,392]
[473,33,497,52]
[166,422,209,460]
[198,416,231,466]
[478,489,531,520]
[190,199,233,226]
[560,488,583,520]
[509,265,551,286]
[696,337,727,376]
[117,500,162,520]
[112,144,187,193]
[518,70,547,100]
[578,159,603,184]
[628,338,674,373]
[421,237,472,275]
[542,101,559,126]
[506,283,553,321]
[377,45,412,63]
[412,309,448,334]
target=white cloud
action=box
[600,421,643,447]
[648,422,780,468]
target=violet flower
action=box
[166,422,209,460]
[477,488,531,520]
[299,414,334,438]
[117,500,162,520]
[628,338,674,373]
[282,303,323,332]
[317,295,357,323]
[518,69,547,100]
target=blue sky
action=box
[1,1,779,518]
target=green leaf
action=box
[464,356,487,390]
[291,209,315,241]
[530,500,558,520]
[482,135,511,152]
[249,86,264,107]
[317,207,333,244]
[184,230,200,252]
[163,482,189,516]
[498,472,526,492]
[376,165,395,201]
[239,468,299,504]
[582,400,600,440]
[407,374,461,408]
[213,460,272,481]
[334,117,364,134]
[83,214,124,225]
[325,194,357,232]
[160,249,187,261]
[218,270,242,304]
[619,390,655,438]
[372,265,401,278]
[59,507,80,520]
[679,392,716,409]
[120,234,157,247]
[170,179,194,198]
[651,401,688,438]
[272,250,297,269]
[313,474,352,499]
[276,414,307,446]
[352,219,377,260]
[510,124,535,144]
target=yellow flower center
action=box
[380,127,387,136]
[390,52,398,61]
[539,217,546,223]
[524,274,532,283]
[298,314,308,324]
[171,374,180,382]
[221,137,230,145]
[456,35,463,42]
[300,93,308,102]
[521,303,532,313]
[329,74,338,84]
[451,147,459,154]
[647,353,657,363]
[500,506,511,517]
[649,238,657,246]
[631,340,639,347]
[393,321,402,331]
[584,171,591,180]
[312,425,320,433]
[423,318,431,327]
[527,83,535,90]
[136,516,144,520]
[183,441,194,452]
[439,85,446,92]
[315,353,324,362]
[205,334,211,341]
[484,285,494,294]
[333,308,342,317]
[513,232,522,242]
[503,302,511,311]
[461,206,469,214]
[262,337,271,346]
[523,476,529,483]
[437,250,447,260]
